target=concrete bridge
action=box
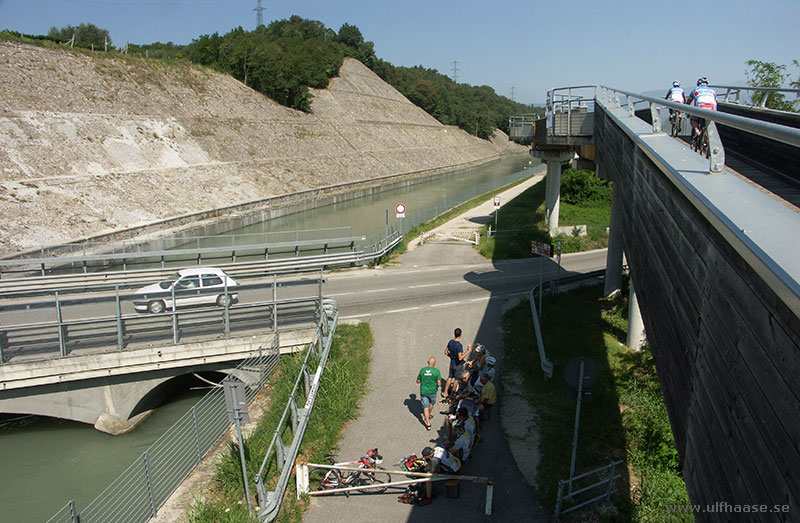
[512,86,800,519]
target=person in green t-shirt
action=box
[417,357,442,430]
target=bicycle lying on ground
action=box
[309,448,390,495]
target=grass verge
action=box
[187,322,373,522]
[501,281,690,521]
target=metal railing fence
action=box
[0,274,322,366]
[709,85,800,107]
[47,337,282,523]
[554,460,624,517]
[254,298,338,521]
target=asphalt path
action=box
[303,244,605,522]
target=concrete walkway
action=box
[304,168,550,522]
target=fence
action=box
[554,460,624,518]
[254,298,338,521]
[46,336,283,523]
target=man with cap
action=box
[485,356,496,381]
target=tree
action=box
[745,59,794,111]
[48,23,111,49]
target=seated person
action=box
[446,424,472,462]
[446,406,476,443]
[484,356,497,381]
[419,446,462,505]
[477,374,496,427]
[467,344,487,374]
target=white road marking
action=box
[341,313,372,320]
[431,301,461,307]
[409,283,441,289]
[331,292,355,296]
[386,307,420,313]
[365,287,397,293]
[470,296,491,302]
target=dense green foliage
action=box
[744,59,800,112]
[560,168,611,205]
[4,16,538,134]
[371,60,539,138]
[47,23,111,49]
[501,283,690,520]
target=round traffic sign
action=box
[395,203,406,214]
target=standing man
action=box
[443,328,471,400]
[417,357,441,431]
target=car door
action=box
[200,273,224,305]
[173,275,201,307]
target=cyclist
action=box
[665,81,685,134]
[687,77,717,138]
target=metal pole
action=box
[568,360,585,495]
[116,285,124,351]
[538,261,543,322]
[233,393,254,515]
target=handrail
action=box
[254,299,338,521]
[530,282,554,379]
[709,85,800,93]
[601,86,800,148]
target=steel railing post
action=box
[554,479,565,518]
[273,274,278,334]
[172,286,179,344]
[707,121,726,173]
[55,291,67,357]
[649,103,662,134]
[223,278,230,338]
[627,95,634,118]
[116,285,124,351]
[604,461,616,502]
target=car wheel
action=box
[148,300,165,314]
[216,294,233,307]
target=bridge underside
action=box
[595,103,799,517]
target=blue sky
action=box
[1,0,798,104]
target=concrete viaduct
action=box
[515,87,800,519]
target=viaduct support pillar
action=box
[530,148,575,232]
[627,281,646,350]
[604,179,625,297]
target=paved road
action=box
[304,239,605,522]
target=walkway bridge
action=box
[512,86,800,519]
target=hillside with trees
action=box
[3,16,540,137]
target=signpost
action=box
[396,203,406,234]
[531,241,553,319]
[564,357,598,495]
[224,377,253,515]
[493,197,500,230]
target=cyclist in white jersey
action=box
[665,81,686,105]
[419,446,462,504]
[687,77,717,136]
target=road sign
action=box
[493,197,501,209]
[395,203,406,218]
[531,240,553,257]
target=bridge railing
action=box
[709,85,800,108]
[254,298,338,521]
[547,85,597,139]
[46,332,284,523]
[601,85,800,173]
[0,273,323,367]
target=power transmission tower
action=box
[253,0,266,27]
[451,60,460,83]
[510,86,516,101]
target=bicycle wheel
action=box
[309,467,340,493]
[355,466,391,494]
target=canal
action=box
[0,155,537,522]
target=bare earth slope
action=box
[0,43,524,252]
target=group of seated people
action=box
[409,344,498,506]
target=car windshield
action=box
[158,273,182,289]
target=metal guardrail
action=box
[47,335,282,523]
[0,231,402,296]
[554,460,624,517]
[0,274,323,366]
[709,85,800,107]
[601,86,800,149]
[254,298,338,521]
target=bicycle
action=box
[691,118,710,159]
[668,110,682,137]
[309,448,391,495]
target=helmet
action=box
[697,77,708,86]
[486,356,496,365]
[673,80,680,87]
[474,344,485,353]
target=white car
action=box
[133,267,238,314]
